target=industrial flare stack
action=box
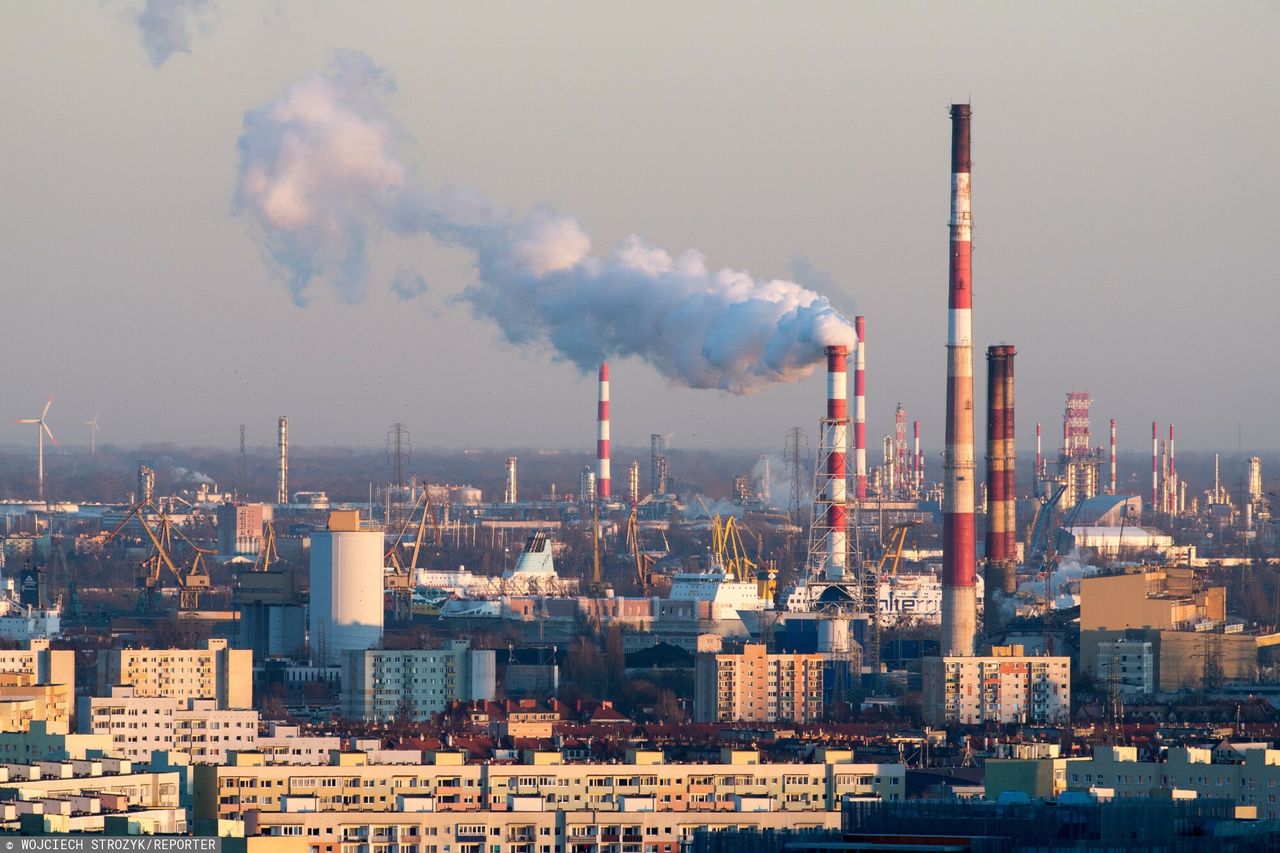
[942,104,977,657]
[277,416,288,506]
[597,362,611,501]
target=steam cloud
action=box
[134,0,215,67]
[235,52,857,393]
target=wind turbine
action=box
[16,396,57,501]
[85,414,100,455]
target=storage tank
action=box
[448,486,483,507]
[309,512,384,666]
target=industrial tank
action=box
[309,516,384,666]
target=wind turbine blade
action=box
[43,423,57,447]
[16,419,39,425]
[42,395,54,419]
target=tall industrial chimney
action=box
[504,456,518,504]
[912,420,921,497]
[597,362,611,500]
[277,416,288,505]
[825,345,849,580]
[1157,420,1167,507]
[853,316,867,501]
[941,104,977,657]
[628,460,640,509]
[1109,419,1117,495]
[1168,424,1176,514]
[984,346,1007,566]
[1002,346,1017,567]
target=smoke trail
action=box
[134,0,216,67]
[235,52,857,393]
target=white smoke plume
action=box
[234,52,857,394]
[171,466,214,485]
[133,0,216,67]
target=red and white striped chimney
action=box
[853,316,867,502]
[826,345,849,579]
[1035,422,1042,484]
[913,420,921,497]
[985,346,1007,565]
[1152,421,1159,510]
[1109,418,1117,495]
[1168,424,1176,513]
[942,104,977,657]
[597,362,611,500]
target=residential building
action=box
[79,688,258,764]
[0,757,183,834]
[921,645,1071,726]
[98,638,253,709]
[0,720,111,763]
[985,744,1085,801]
[0,674,71,733]
[693,644,824,724]
[342,641,497,722]
[0,639,75,696]
[1066,744,1280,820]
[193,749,905,824]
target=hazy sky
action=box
[1,2,1276,454]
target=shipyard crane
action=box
[252,521,280,573]
[624,508,657,595]
[384,487,443,620]
[105,501,211,612]
[1025,484,1068,572]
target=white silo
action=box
[309,510,384,666]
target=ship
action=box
[783,571,983,627]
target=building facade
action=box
[98,638,253,709]
[342,642,497,722]
[79,688,259,764]
[922,646,1071,726]
[693,644,824,723]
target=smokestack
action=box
[942,103,977,657]
[1168,424,1176,514]
[1035,421,1042,495]
[853,316,867,501]
[1002,346,1017,568]
[597,362,611,500]
[984,346,1007,565]
[1109,419,1117,495]
[825,344,849,580]
[1152,422,1159,511]
[913,420,921,497]
[277,416,288,505]
[628,460,640,509]
[504,456,518,504]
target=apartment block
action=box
[0,757,182,834]
[922,645,1071,726]
[1096,639,1155,695]
[342,641,497,722]
[240,807,843,853]
[194,750,904,824]
[693,644,824,724]
[79,688,258,764]
[98,638,253,709]
[1067,744,1280,820]
[0,675,71,733]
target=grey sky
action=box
[1,2,1276,454]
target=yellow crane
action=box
[252,521,280,573]
[625,508,657,595]
[105,501,211,612]
[384,487,443,620]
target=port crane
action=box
[624,508,657,595]
[860,520,920,680]
[383,487,444,620]
[105,501,211,612]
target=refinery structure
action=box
[1,100,1279,847]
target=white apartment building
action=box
[0,640,74,691]
[79,687,258,764]
[342,641,497,722]
[98,638,253,709]
[1067,744,1280,819]
[194,749,904,823]
[0,757,182,834]
[922,645,1071,726]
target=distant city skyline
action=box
[1,3,1275,451]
